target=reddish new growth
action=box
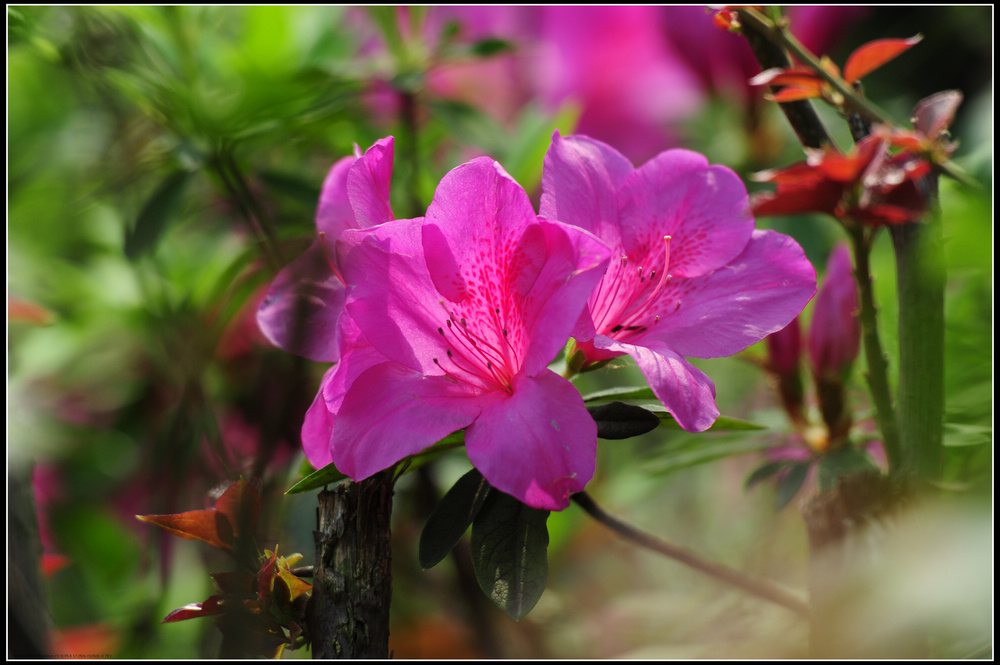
[751,91,961,228]
[137,480,312,657]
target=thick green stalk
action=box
[847,225,902,471]
[890,201,945,482]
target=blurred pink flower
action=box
[256,137,396,362]
[660,6,868,108]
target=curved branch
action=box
[572,492,810,618]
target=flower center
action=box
[591,235,675,340]
[432,302,518,395]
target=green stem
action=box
[890,191,945,482]
[847,224,902,471]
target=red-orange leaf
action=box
[843,35,922,84]
[8,296,56,325]
[163,595,225,622]
[137,509,231,550]
[749,66,820,88]
[768,85,824,103]
[215,479,261,539]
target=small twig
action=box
[736,7,975,187]
[734,7,832,150]
[572,492,810,618]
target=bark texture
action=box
[310,471,394,659]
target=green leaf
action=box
[419,468,491,569]
[587,401,660,440]
[744,460,796,491]
[648,437,775,476]
[470,490,549,620]
[284,461,347,495]
[469,37,514,58]
[582,386,656,403]
[428,98,508,154]
[943,423,992,447]
[640,403,767,431]
[774,461,811,511]
[817,447,878,492]
[125,170,191,260]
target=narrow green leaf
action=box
[942,423,992,447]
[744,460,796,491]
[774,462,811,511]
[284,462,347,495]
[471,490,549,620]
[419,468,491,569]
[648,437,774,476]
[125,170,191,260]
[587,401,660,440]
[469,37,514,58]
[817,447,878,492]
[641,403,767,431]
[581,386,656,403]
[428,98,508,153]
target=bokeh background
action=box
[8,6,992,659]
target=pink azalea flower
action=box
[256,137,396,362]
[541,132,816,431]
[309,157,611,510]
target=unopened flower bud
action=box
[808,244,860,379]
[766,318,806,426]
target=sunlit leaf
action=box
[843,35,922,84]
[470,490,549,620]
[284,462,347,495]
[767,85,824,103]
[419,468,492,569]
[581,386,655,403]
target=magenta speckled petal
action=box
[330,362,486,481]
[619,149,754,278]
[466,370,597,511]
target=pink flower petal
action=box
[330,362,486,480]
[347,136,395,229]
[539,131,634,246]
[648,230,817,359]
[466,370,596,510]
[256,241,345,362]
[603,338,719,432]
[619,149,754,278]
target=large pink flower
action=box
[256,137,395,362]
[541,132,816,431]
[306,157,610,511]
